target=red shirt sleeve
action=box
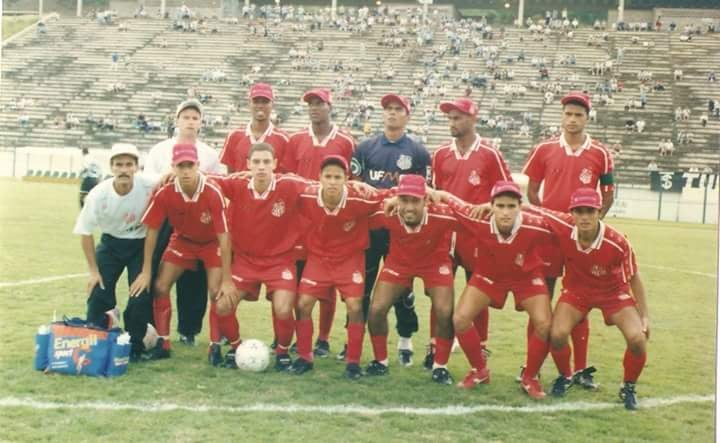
[141,188,168,229]
[369,209,387,230]
[487,149,512,183]
[621,239,638,283]
[207,186,229,235]
[274,136,290,174]
[219,132,239,170]
[445,196,483,237]
[431,150,444,190]
[522,145,546,183]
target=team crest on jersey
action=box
[200,211,212,224]
[272,200,286,217]
[352,271,364,284]
[281,269,294,280]
[590,265,607,277]
[579,168,593,185]
[514,253,525,267]
[468,170,481,186]
[532,278,544,286]
[343,221,356,232]
[396,154,413,170]
[123,212,136,224]
[438,265,451,275]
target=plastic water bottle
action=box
[34,325,50,371]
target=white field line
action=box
[0,394,713,416]
[0,273,86,288]
[642,264,717,279]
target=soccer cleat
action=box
[551,375,573,397]
[313,339,330,358]
[573,366,599,390]
[431,367,454,385]
[521,376,546,399]
[398,349,413,367]
[223,350,237,369]
[336,344,347,361]
[208,343,223,367]
[457,367,491,389]
[619,382,639,410]
[423,344,435,371]
[344,363,363,380]
[142,337,170,361]
[365,360,389,376]
[179,334,196,346]
[275,354,292,371]
[288,357,314,375]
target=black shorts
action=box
[80,177,99,194]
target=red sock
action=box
[275,314,295,356]
[525,332,550,379]
[295,319,314,361]
[474,307,489,344]
[623,349,647,383]
[346,322,365,364]
[153,294,172,349]
[434,337,452,366]
[551,344,572,378]
[429,308,437,340]
[208,302,223,344]
[317,292,336,342]
[217,307,240,350]
[571,318,590,372]
[456,326,486,370]
[370,334,388,362]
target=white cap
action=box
[110,143,139,162]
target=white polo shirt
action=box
[73,174,159,239]
[145,138,224,175]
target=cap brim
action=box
[250,93,274,101]
[397,191,426,199]
[173,156,198,165]
[569,202,602,210]
[303,93,329,104]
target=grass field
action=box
[0,179,717,442]
[1,16,38,41]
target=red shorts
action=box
[538,242,564,278]
[379,258,455,290]
[468,272,549,311]
[231,252,297,301]
[558,287,638,325]
[298,252,365,300]
[162,235,221,270]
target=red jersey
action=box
[539,209,637,294]
[285,125,356,180]
[219,122,290,173]
[298,185,383,259]
[432,135,512,203]
[215,174,309,260]
[522,133,614,212]
[447,197,554,281]
[142,174,228,244]
[370,203,456,266]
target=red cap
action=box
[490,180,522,201]
[439,98,478,117]
[303,88,332,105]
[172,143,198,165]
[249,83,274,100]
[381,93,411,114]
[568,188,602,210]
[560,91,592,112]
[397,174,427,199]
[320,154,348,173]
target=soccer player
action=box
[433,181,553,399]
[219,82,290,173]
[365,174,458,385]
[285,88,356,357]
[536,188,649,410]
[522,91,615,388]
[288,155,385,379]
[431,97,512,368]
[145,99,223,346]
[350,93,430,366]
[78,147,102,208]
[73,144,156,360]
[212,142,309,370]
[130,143,236,361]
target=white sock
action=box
[379,359,389,366]
[432,363,447,370]
[397,336,413,351]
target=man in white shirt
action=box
[144,99,223,346]
[79,148,103,208]
[74,144,158,360]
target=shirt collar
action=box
[489,212,522,243]
[559,132,591,156]
[398,208,429,233]
[245,121,275,144]
[451,134,481,160]
[247,175,277,199]
[308,124,338,147]
[381,132,408,145]
[316,185,347,215]
[174,173,205,202]
[571,221,606,253]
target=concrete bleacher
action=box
[0,10,718,185]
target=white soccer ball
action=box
[234,339,271,372]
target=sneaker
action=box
[275,353,292,371]
[398,349,413,367]
[521,376,546,399]
[288,357,314,375]
[550,375,573,397]
[344,363,363,380]
[619,382,638,410]
[457,367,491,389]
[423,345,435,371]
[223,350,237,369]
[142,337,170,360]
[336,344,347,361]
[313,339,330,358]
[208,343,223,367]
[572,366,599,390]
[431,367,454,385]
[179,334,196,346]
[366,360,389,376]
[515,365,526,383]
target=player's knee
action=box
[549,326,569,348]
[533,318,552,340]
[453,312,472,333]
[626,331,647,353]
[153,279,170,295]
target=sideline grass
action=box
[0,179,716,442]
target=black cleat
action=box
[366,360,389,376]
[619,382,639,410]
[142,338,170,361]
[179,334,196,346]
[223,350,237,369]
[344,363,363,380]
[208,343,223,367]
[313,339,330,358]
[573,366,599,390]
[275,354,292,371]
[431,367,454,385]
[288,357,314,375]
[398,349,413,367]
[551,375,573,397]
[423,345,435,371]
[336,344,347,361]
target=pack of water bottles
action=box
[34,317,131,377]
